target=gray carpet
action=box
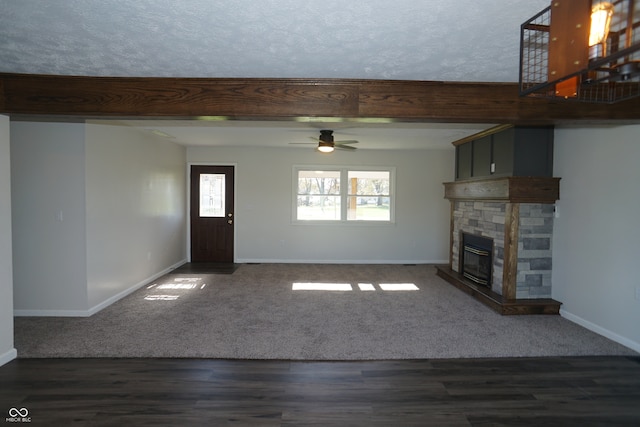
[14,264,638,359]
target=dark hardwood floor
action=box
[2,357,640,426]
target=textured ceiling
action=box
[0,0,550,81]
[0,0,551,149]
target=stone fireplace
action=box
[436,177,562,315]
[453,201,555,298]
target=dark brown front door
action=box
[190,165,235,263]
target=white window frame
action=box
[293,165,396,224]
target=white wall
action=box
[0,116,16,366]
[11,122,89,313]
[11,121,187,316]
[187,146,454,263]
[85,123,186,310]
[553,125,640,352]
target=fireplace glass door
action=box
[461,233,493,287]
[463,245,491,285]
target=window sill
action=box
[292,220,396,226]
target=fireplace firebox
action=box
[461,233,493,287]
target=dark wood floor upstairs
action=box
[2,357,640,426]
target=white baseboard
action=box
[236,259,448,265]
[0,348,17,367]
[560,309,640,354]
[14,308,93,317]
[14,259,187,318]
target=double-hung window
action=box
[294,167,394,223]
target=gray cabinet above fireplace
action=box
[455,125,554,181]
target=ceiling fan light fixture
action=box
[317,129,335,152]
[287,129,356,152]
[317,142,334,153]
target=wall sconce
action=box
[520,0,640,103]
[589,2,615,59]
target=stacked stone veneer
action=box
[452,201,554,299]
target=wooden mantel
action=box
[443,177,560,204]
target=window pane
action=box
[347,171,390,221]
[297,195,341,220]
[200,174,225,217]
[347,171,390,195]
[347,197,391,221]
[296,170,341,220]
[297,170,340,195]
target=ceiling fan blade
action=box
[291,131,359,151]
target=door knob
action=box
[228,213,233,217]
[228,219,233,225]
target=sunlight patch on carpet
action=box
[292,283,352,291]
[144,295,181,301]
[379,283,419,291]
[144,277,206,301]
[156,284,198,290]
[292,282,419,292]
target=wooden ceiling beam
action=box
[1,73,639,124]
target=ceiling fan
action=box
[290,129,359,153]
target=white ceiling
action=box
[0,0,551,149]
